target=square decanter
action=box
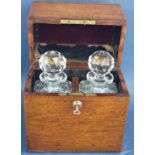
[34,51,72,93]
[79,50,117,93]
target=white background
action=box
[135,0,155,154]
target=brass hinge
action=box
[60,19,96,25]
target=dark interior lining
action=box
[33,24,121,60]
[34,24,120,44]
[30,69,123,94]
[35,44,116,60]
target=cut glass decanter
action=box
[79,50,117,94]
[34,50,72,93]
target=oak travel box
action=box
[24,2,130,152]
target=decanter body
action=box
[34,51,72,93]
[79,50,117,93]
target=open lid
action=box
[28,2,126,67]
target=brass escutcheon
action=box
[72,100,83,115]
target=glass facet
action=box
[79,50,117,94]
[34,50,72,93]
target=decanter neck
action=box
[40,72,67,82]
[94,73,105,82]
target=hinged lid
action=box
[28,2,126,68]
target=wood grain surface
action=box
[24,94,129,152]
[24,67,129,152]
[29,2,126,23]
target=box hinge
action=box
[60,19,96,25]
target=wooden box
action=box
[24,2,130,152]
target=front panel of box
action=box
[24,94,129,152]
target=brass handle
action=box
[72,100,83,115]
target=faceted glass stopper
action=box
[79,50,117,94]
[88,50,114,75]
[39,50,66,73]
[34,50,72,93]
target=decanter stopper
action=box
[79,50,117,93]
[34,50,72,93]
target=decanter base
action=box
[79,80,118,94]
[34,80,72,93]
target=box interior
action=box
[29,69,123,94]
[33,24,121,61]
[30,23,123,95]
